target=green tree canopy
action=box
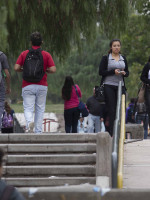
[1,0,130,58]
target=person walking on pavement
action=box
[140,56,150,132]
[99,39,129,136]
[0,51,11,133]
[62,76,81,133]
[86,87,105,133]
[14,32,56,133]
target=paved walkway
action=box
[123,140,150,189]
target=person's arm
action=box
[122,56,129,77]
[46,66,56,73]
[99,55,116,77]
[140,63,150,84]
[14,64,23,72]
[4,69,11,94]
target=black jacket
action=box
[0,180,25,200]
[99,55,129,87]
[140,62,150,85]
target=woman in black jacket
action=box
[140,57,150,127]
[99,39,129,136]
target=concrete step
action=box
[0,143,96,154]
[0,133,96,143]
[0,133,98,188]
[6,154,96,165]
[3,165,96,176]
[4,177,96,187]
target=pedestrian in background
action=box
[99,39,129,136]
[0,51,11,133]
[140,56,150,132]
[86,87,105,133]
[126,98,136,124]
[62,76,81,133]
[14,32,56,133]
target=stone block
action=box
[125,124,144,139]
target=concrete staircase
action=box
[0,133,96,187]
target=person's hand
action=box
[120,71,126,75]
[6,87,11,94]
[100,118,104,122]
[115,69,121,75]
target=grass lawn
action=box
[11,104,64,114]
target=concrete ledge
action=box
[4,165,96,176]
[96,176,109,188]
[6,143,96,153]
[18,184,101,200]
[96,132,112,187]
[18,187,150,200]
[7,154,96,164]
[0,134,97,143]
[125,124,144,139]
[102,189,150,200]
[4,177,96,187]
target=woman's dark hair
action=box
[0,148,4,167]
[108,39,121,54]
[62,76,74,101]
[148,56,150,62]
[5,101,11,114]
[30,31,42,46]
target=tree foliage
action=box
[121,13,150,99]
[1,0,130,58]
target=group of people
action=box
[1,33,150,137]
[62,39,129,136]
[62,78,106,134]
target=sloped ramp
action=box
[124,140,150,188]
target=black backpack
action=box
[23,48,45,82]
[136,102,147,114]
[0,185,14,200]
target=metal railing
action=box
[117,94,125,188]
[111,81,122,188]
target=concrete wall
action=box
[126,124,144,139]
[18,186,150,200]
[96,132,112,187]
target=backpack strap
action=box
[74,85,80,101]
[0,185,14,200]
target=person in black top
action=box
[0,148,25,200]
[140,56,150,129]
[99,39,129,136]
[86,87,105,133]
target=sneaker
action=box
[29,122,34,133]
[25,128,30,133]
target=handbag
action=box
[138,83,146,103]
[74,85,89,117]
[95,84,105,102]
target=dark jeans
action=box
[64,107,80,133]
[145,86,150,127]
[1,127,13,133]
[135,113,149,139]
[104,84,125,136]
